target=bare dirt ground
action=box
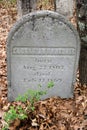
[0,1,87,130]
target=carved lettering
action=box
[34,71,51,76]
[12,47,75,55]
[35,58,52,63]
[23,65,64,70]
[23,78,62,83]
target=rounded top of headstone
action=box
[7,10,80,45]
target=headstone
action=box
[7,11,80,101]
[17,0,37,18]
[55,0,75,19]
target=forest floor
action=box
[0,0,87,130]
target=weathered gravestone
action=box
[17,0,75,19]
[55,0,75,19]
[17,0,38,17]
[7,11,80,101]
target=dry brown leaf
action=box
[0,1,87,130]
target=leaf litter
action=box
[0,1,87,130]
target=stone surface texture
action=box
[55,0,75,19]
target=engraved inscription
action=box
[23,62,64,83]
[12,46,75,88]
[23,65,64,70]
[23,78,62,83]
[35,58,52,63]
[12,47,75,55]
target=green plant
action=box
[3,106,27,129]
[47,81,54,88]
[15,93,29,103]
[4,106,27,123]
[16,81,54,111]
[4,106,18,124]
[2,81,54,129]
[2,125,9,130]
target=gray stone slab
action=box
[55,0,75,19]
[7,11,80,101]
